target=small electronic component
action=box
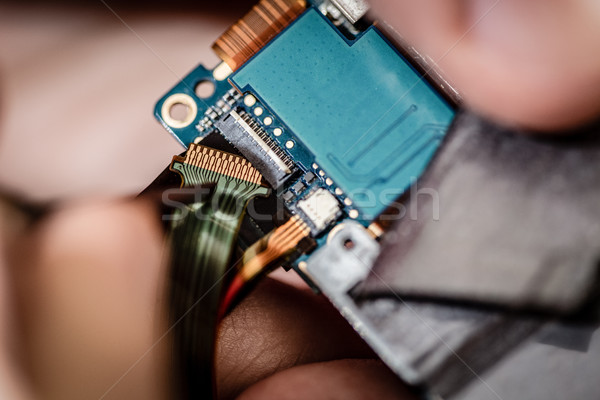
[282,190,295,202]
[304,171,316,184]
[329,0,368,24]
[215,109,295,187]
[292,180,306,194]
[297,188,342,234]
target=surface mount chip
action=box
[297,188,342,234]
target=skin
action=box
[2,1,600,399]
[3,200,401,399]
[369,0,600,131]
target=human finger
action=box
[369,0,600,131]
[237,359,415,400]
[216,278,375,399]
[11,199,170,400]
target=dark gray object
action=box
[304,221,541,399]
[306,111,600,399]
[360,110,600,313]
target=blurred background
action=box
[0,0,254,202]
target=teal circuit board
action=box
[155,1,455,243]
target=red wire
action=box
[219,274,246,319]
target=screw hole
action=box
[169,102,190,122]
[195,80,216,99]
[161,93,197,129]
[343,238,355,250]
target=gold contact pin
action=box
[174,144,264,186]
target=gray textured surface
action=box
[304,222,540,398]
[356,298,540,398]
[457,321,600,400]
[360,110,600,313]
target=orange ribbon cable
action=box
[220,215,310,315]
[212,0,307,71]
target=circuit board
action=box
[154,0,456,274]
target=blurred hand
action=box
[1,199,412,400]
[369,0,600,131]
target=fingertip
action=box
[15,198,170,400]
[216,279,375,399]
[237,359,415,400]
